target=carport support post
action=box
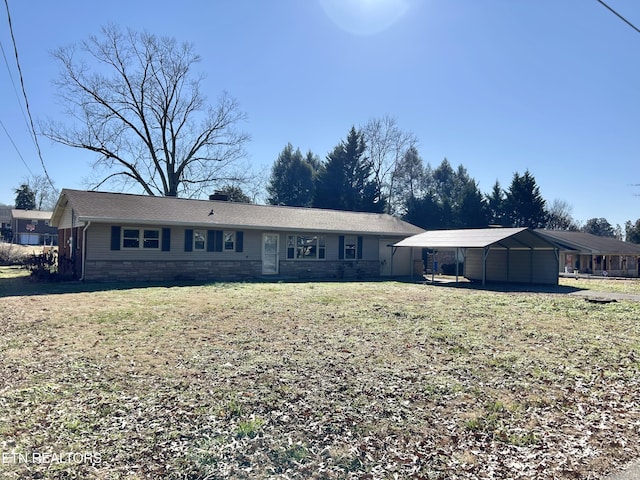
[455,247,459,283]
[410,247,414,280]
[482,246,490,286]
[431,250,435,283]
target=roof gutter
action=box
[79,221,91,281]
[73,216,420,237]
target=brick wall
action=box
[84,259,381,282]
[85,260,262,282]
[279,260,379,280]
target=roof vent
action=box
[209,191,229,202]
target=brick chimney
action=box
[209,191,229,202]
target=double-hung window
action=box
[224,232,235,251]
[287,235,325,260]
[344,235,357,259]
[122,228,160,249]
[194,230,206,250]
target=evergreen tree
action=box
[391,146,426,215]
[486,180,507,226]
[403,193,443,230]
[217,185,252,203]
[582,217,615,237]
[504,170,547,228]
[625,219,640,244]
[14,184,36,210]
[456,181,489,228]
[314,127,384,212]
[267,143,317,207]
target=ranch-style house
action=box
[50,189,423,282]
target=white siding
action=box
[465,248,558,285]
[86,224,398,264]
[56,205,85,229]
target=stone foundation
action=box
[85,260,262,282]
[279,260,379,280]
[84,259,381,282]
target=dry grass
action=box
[1,269,640,479]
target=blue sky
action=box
[1,0,639,229]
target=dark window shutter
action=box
[215,230,223,252]
[110,226,121,251]
[236,231,244,252]
[206,230,215,252]
[339,235,345,260]
[184,229,193,252]
[357,236,363,259]
[161,228,171,251]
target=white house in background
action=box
[536,230,640,277]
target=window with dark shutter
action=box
[111,226,121,251]
[184,229,193,252]
[206,230,215,252]
[215,230,223,252]
[162,228,171,251]
[236,231,244,252]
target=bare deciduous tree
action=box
[42,25,250,197]
[545,199,579,231]
[25,175,58,211]
[361,116,417,214]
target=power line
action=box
[596,0,640,34]
[0,38,31,136]
[3,0,58,192]
[0,118,34,176]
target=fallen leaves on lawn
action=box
[1,282,639,479]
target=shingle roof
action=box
[11,209,53,220]
[51,189,423,236]
[394,227,557,249]
[536,230,640,255]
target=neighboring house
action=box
[395,227,560,285]
[0,205,11,241]
[536,230,640,277]
[50,189,423,282]
[10,209,58,246]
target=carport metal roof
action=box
[394,227,557,250]
[394,227,558,284]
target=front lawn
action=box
[1,274,639,478]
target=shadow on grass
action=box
[417,275,585,295]
[0,266,211,298]
[0,266,585,298]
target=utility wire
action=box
[0,38,31,137]
[596,0,640,34]
[3,0,58,192]
[0,118,34,175]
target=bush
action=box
[441,262,464,275]
[22,248,59,281]
[0,243,28,266]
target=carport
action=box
[394,227,560,285]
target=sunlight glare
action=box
[319,0,411,36]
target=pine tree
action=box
[267,143,317,207]
[314,127,384,212]
[14,184,36,210]
[582,218,615,237]
[486,180,507,226]
[504,170,547,228]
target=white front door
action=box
[262,233,280,274]
[379,239,393,276]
